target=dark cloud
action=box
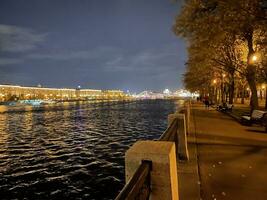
[0,58,23,65]
[0,24,47,53]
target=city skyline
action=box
[0,0,187,93]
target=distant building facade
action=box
[0,84,129,102]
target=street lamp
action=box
[252,55,257,62]
[250,53,260,64]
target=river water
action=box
[0,99,181,200]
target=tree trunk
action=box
[228,72,235,104]
[237,88,240,102]
[245,29,258,112]
[208,87,213,104]
[215,87,218,104]
[221,82,224,103]
[225,84,229,103]
[265,87,267,109]
[246,68,258,111]
[241,87,245,104]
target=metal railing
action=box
[159,118,178,142]
[115,101,190,200]
[115,160,152,200]
[115,118,179,200]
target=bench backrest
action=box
[226,104,233,108]
[251,110,266,119]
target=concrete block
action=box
[168,113,189,161]
[176,114,189,160]
[185,102,190,133]
[125,141,179,200]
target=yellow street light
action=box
[213,79,217,84]
[222,74,226,78]
[250,53,261,64]
[252,55,257,62]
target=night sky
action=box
[0,0,186,93]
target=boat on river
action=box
[0,100,55,106]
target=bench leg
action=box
[241,119,251,126]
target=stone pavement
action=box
[178,102,267,200]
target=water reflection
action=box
[0,99,179,199]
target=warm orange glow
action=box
[0,84,130,102]
[252,55,257,62]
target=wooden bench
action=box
[241,110,267,126]
[216,103,233,112]
[262,113,267,132]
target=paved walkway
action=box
[179,103,267,200]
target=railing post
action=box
[176,114,189,161]
[125,141,179,200]
[184,101,190,134]
[168,113,189,161]
[168,114,177,127]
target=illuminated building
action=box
[0,84,130,102]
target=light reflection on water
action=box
[0,99,182,200]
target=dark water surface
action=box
[0,99,181,200]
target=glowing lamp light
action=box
[163,88,170,94]
[213,79,217,84]
[252,55,257,62]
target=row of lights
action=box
[212,53,261,86]
[213,74,226,84]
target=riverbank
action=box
[184,102,267,199]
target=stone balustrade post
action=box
[125,141,179,200]
[186,102,190,133]
[168,113,189,161]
